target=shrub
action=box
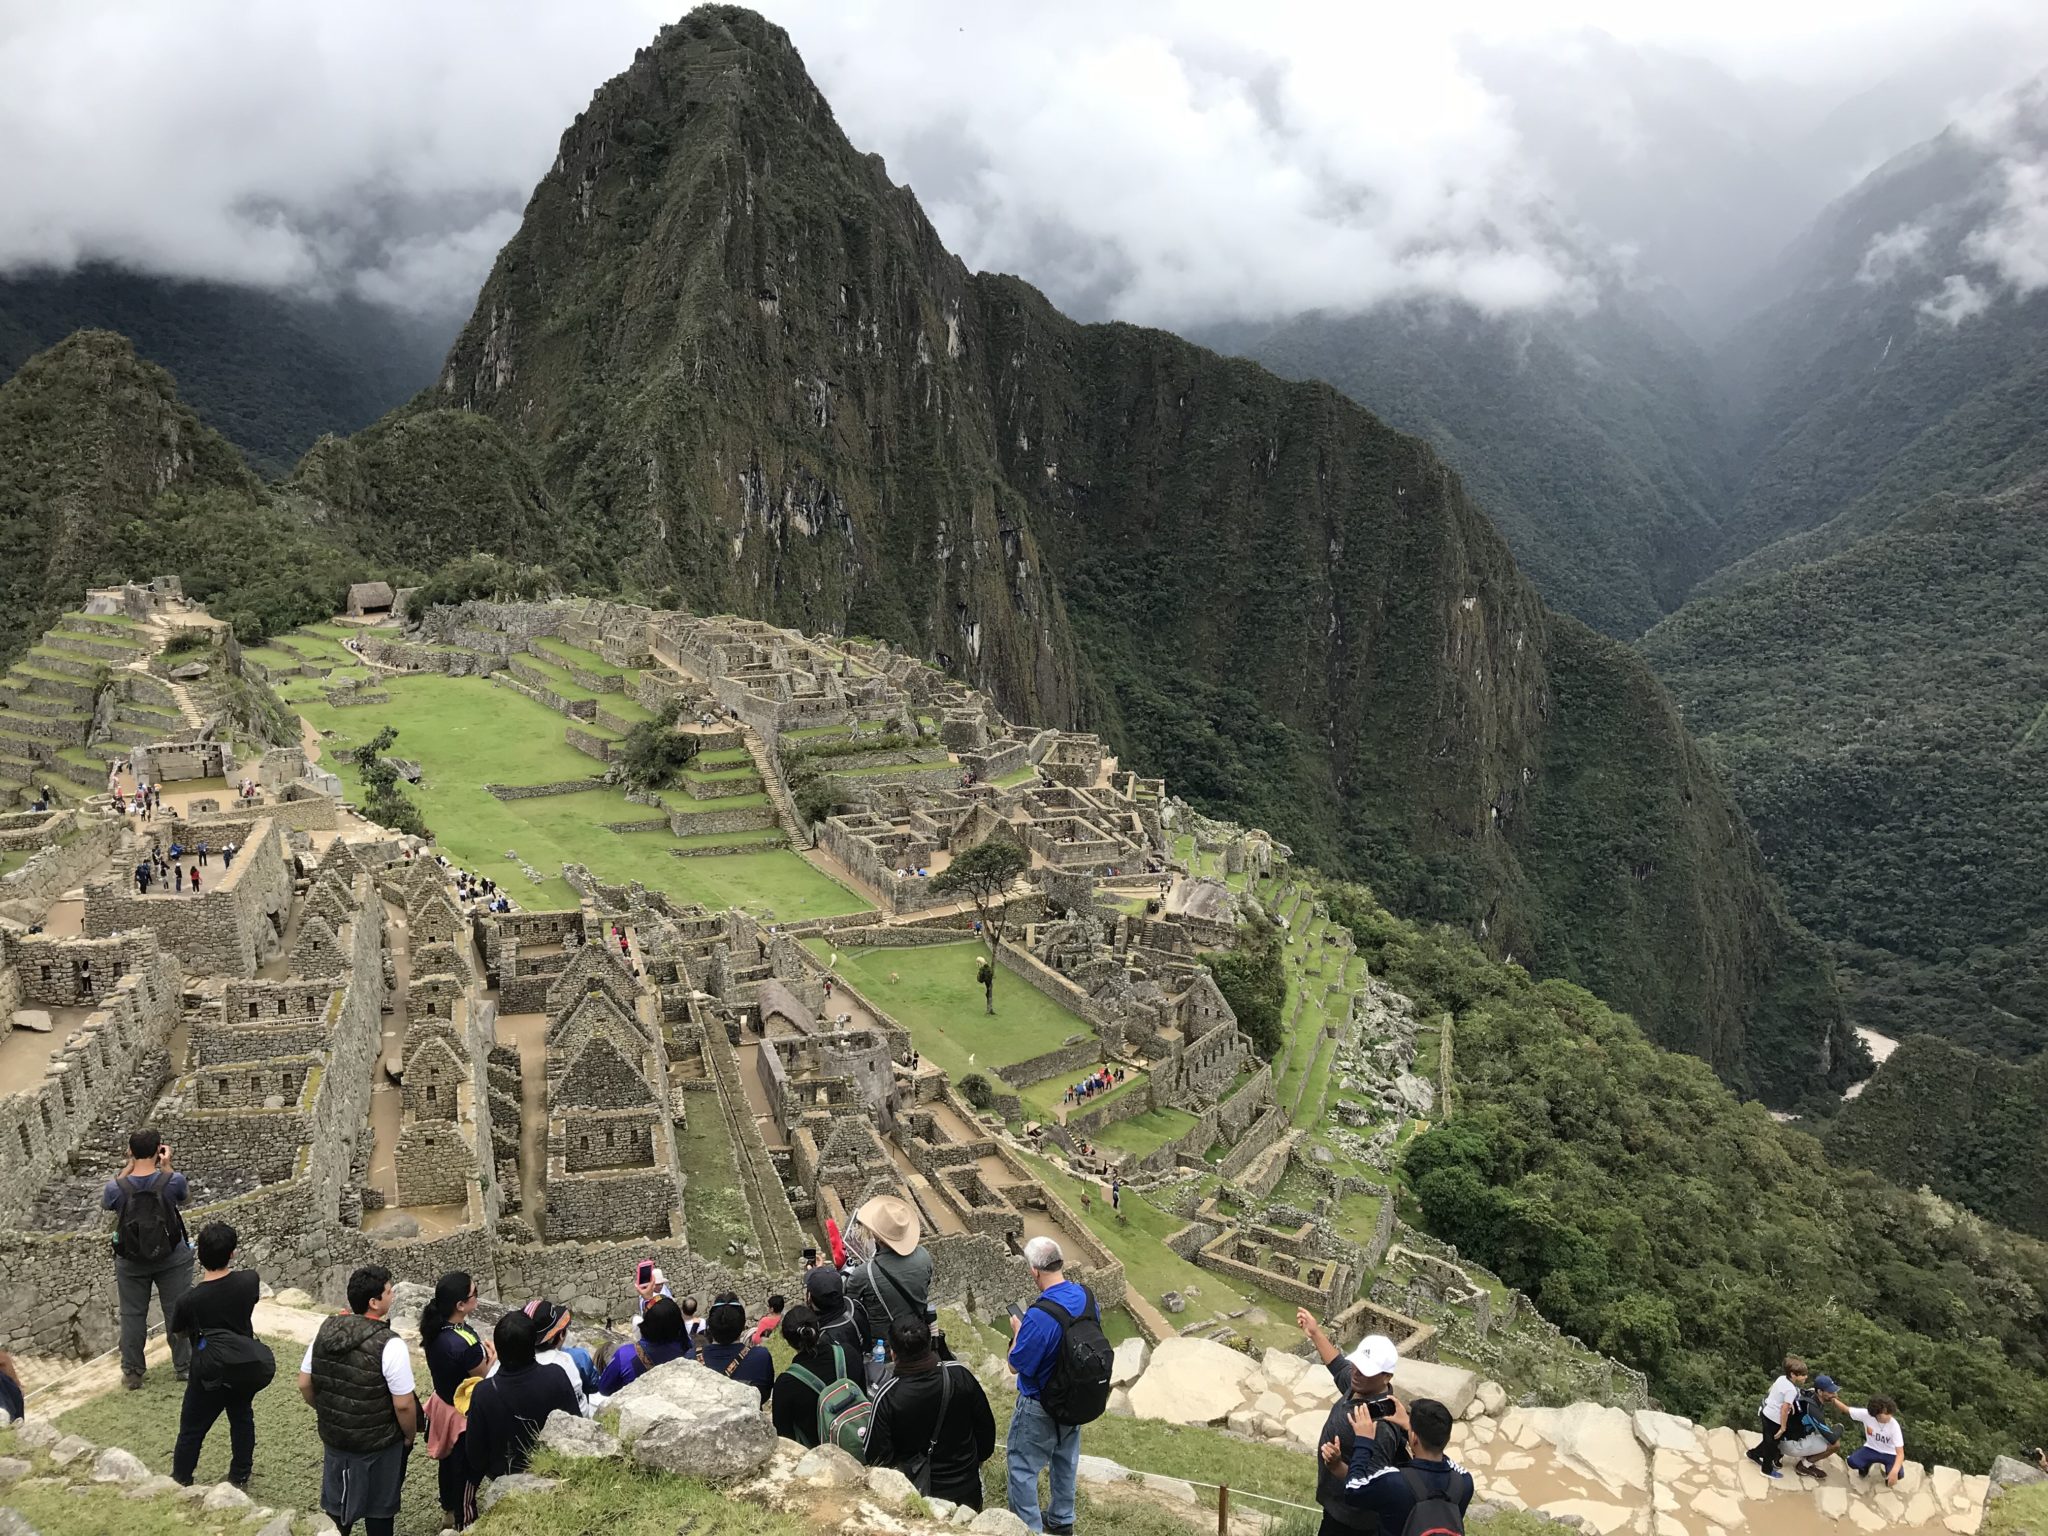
[617,699,700,791]
[959,1073,996,1110]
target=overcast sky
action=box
[2,0,2044,326]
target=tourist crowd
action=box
[57,1132,1934,1536]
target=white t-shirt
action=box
[300,1335,416,1397]
[1760,1375,1801,1425]
[535,1348,591,1417]
[1848,1406,1905,1458]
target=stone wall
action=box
[83,818,290,977]
[484,777,609,801]
[667,803,779,837]
[395,1121,475,1205]
[545,1165,677,1242]
[0,816,122,913]
[565,726,614,762]
[0,809,72,851]
[993,1034,1103,1091]
[995,943,1111,1031]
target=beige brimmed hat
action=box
[855,1194,922,1255]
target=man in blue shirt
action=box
[101,1129,193,1390]
[1342,1396,1474,1531]
[1006,1236,1086,1534]
[690,1293,776,1403]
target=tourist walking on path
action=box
[420,1272,492,1528]
[169,1221,273,1489]
[299,1265,416,1536]
[1747,1355,1810,1479]
[102,1129,194,1389]
[461,1310,578,1516]
[1297,1308,1408,1536]
[176,866,184,893]
[190,865,201,895]
[1338,1395,1473,1530]
[1005,1235,1113,1534]
[866,1315,996,1507]
[844,1195,934,1348]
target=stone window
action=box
[39,964,52,983]
[39,1102,52,1137]
[59,1075,73,1110]
[426,1085,438,1106]
[277,999,288,1016]
[16,1124,30,1159]
[250,1001,261,1018]
[218,1077,229,1094]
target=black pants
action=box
[1751,1411,1785,1472]
[172,1378,256,1486]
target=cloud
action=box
[1856,223,1932,285]
[1964,156,2048,294]
[1918,272,1993,325]
[1,0,2043,327]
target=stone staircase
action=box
[0,614,151,808]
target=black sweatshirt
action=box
[462,1362,580,1483]
[864,1359,996,1509]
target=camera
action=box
[1367,1396,1397,1421]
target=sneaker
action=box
[121,1373,144,1391]
[1762,1468,1784,1480]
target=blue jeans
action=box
[1007,1394,1079,1532]
[1847,1447,1903,1480]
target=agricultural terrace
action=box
[291,665,867,918]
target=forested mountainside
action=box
[1203,291,1730,638]
[1704,77,2048,580]
[341,4,1850,1102]
[0,332,381,661]
[1826,1035,2048,1241]
[0,266,453,476]
[1644,479,2048,1064]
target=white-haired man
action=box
[1006,1236,1090,1534]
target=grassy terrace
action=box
[1019,1065,1149,1120]
[532,635,634,677]
[676,1093,755,1255]
[1089,1103,1201,1157]
[294,672,865,918]
[802,938,1089,1083]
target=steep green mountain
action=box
[1706,79,2048,576]
[0,265,455,476]
[368,4,1850,1101]
[0,330,380,659]
[1202,291,1730,637]
[1826,1036,2048,1239]
[1644,478,2048,1060]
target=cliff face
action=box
[411,6,1846,1100]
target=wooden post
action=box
[1217,1484,1230,1536]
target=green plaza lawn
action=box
[801,938,1090,1083]
[292,669,866,920]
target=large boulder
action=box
[1990,1455,2047,1494]
[90,1447,151,1484]
[1390,1357,1479,1417]
[1260,1347,1315,1395]
[1128,1337,1261,1424]
[1543,1402,1649,1493]
[1631,1410,1702,1456]
[475,1474,558,1515]
[612,1358,778,1481]
[1110,1336,1149,1387]
[538,1408,619,1459]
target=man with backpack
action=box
[170,1221,274,1489]
[101,1129,194,1390]
[1005,1236,1114,1534]
[1340,1396,1473,1536]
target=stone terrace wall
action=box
[84,819,290,977]
[995,943,1112,1031]
[0,817,122,913]
[0,936,182,1230]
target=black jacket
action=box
[309,1315,402,1454]
[1315,1357,1408,1533]
[463,1362,580,1483]
[772,1342,863,1446]
[864,1359,996,1509]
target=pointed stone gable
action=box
[290,914,346,979]
[546,987,646,1066]
[302,875,355,934]
[319,839,368,884]
[545,942,637,1018]
[1174,970,1236,1040]
[410,888,466,945]
[555,1033,657,1110]
[404,1034,466,1121]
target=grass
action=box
[676,1093,758,1255]
[292,672,864,919]
[51,1335,447,1534]
[1020,1152,1302,1351]
[531,636,634,678]
[0,849,30,876]
[1089,1104,1201,1157]
[800,939,1090,1081]
[991,765,1040,788]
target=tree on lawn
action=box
[929,838,1030,1014]
[357,725,428,838]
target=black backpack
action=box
[115,1173,179,1263]
[1398,1468,1465,1536]
[1029,1287,1114,1426]
[194,1330,277,1395]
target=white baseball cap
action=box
[1347,1334,1399,1377]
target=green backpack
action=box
[785,1344,872,1455]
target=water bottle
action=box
[872,1337,887,1366]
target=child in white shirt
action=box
[1841,1395,1906,1487]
